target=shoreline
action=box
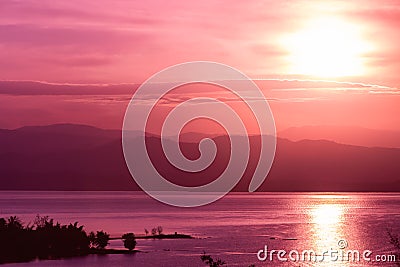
[0,234,194,265]
[110,233,193,240]
[0,214,194,265]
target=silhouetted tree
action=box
[122,233,136,251]
[0,218,6,231]
[34,218,89,257]
[88,231,96,248]
[200,252,226,267]
[7,216,23,230]
[0,216,90,264]
[92,230,110,249]
[33,215,49,228]
[156,226,163,235]
[151,227,157,236]
[0,216,35,263]
[144,228,149,236]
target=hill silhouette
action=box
[0,124,399,191]
[279,125,400,148]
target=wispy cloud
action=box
[0,78,397,98]
[1,0,398,85]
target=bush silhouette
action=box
[0,215,143,264]
[89,230,110,249]
[151,227,157,236]
[156,226,163,235]
[122,233,137,251]
[200,252,226,267]
[0,216,90,264]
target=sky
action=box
[0,0,399,131]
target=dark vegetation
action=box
[137,226,192,239]
[88,230,110,249]
[201,252,226,267]
[0,216,125,264]
[122,233,136,251]
[200,252,256,267]
[0,215,192,264]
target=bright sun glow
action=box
[283,17,372,77]
[312,204,343,225]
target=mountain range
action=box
[0,124,399,191]
[279,125,400,148]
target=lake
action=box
[0,191,399,266]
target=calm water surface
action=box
[0,191,399,266]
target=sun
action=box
[311,204,343,225]
[283,17,371,77]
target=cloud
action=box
[0,81,137,95]
[0,0,301,83]
[0,79,397,98]
[0,0,400,85]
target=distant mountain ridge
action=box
[279,125,400,148]
[0,124,400,191]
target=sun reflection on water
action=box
[312,204,343,225]
[309,203,350,266]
